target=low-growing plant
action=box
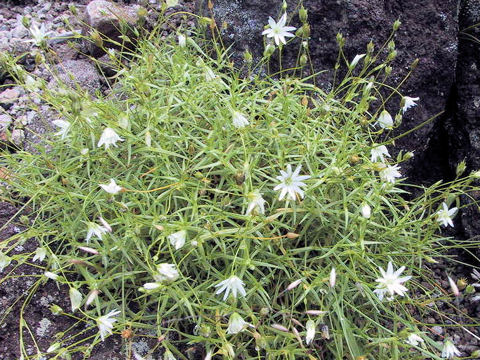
[1,6,480,360]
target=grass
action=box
[0,6,479,360]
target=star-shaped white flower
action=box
[261,13,296,46]
[402,96,419,114]
[376,110,394,129]
[245,190,266,216]
[168,230,186,250]
[215,275,247,301]
[436,202,457,227]
[370,144,390,162]
[97,309,120,341]
[52,120,71,140]
[97,127,124,149]
[374,261,411,299]
[153,263,180,283]
[441,339,461,359]
[274,164,311,201]
[379,164,402,183]
[232,111,249,128]
[226,312,251,334]
[99,179,122,194]
[405,333,424,346]
[85,221,110,243]
[33,247,47,263]
[27,22,49,46]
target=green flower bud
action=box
[243,49,253,63]
[299,6,308,23]
[464,284,475,294]
[456,160,466,177]
[263,44,275,57]
[367,40,374,53]
[299,54,308,66]
[393,19,401,31]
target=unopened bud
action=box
[78,246,99,255]
[305,310,327,316]
[299,54,308,66]
[448,276,460,297]
[259,307,270,316]
[286,232,300,239]
[387,49,397,62]
[385,66,392,76]
[90,30,103,48]
[282,0,287,11]
[137,7,147,18]
[85,289,100,307]
[393,19,401,31]
[336,33,344,47]
[286,279,302,291]
[349,155,361,165]
[299,6,308,23]
[50,304,63,315]
[329,268,336,288]
[264,44,275,57]
[361,203,371,219]
[411,58,419,69]
[367,41,374,53]
[457,278,468,290]
[465,284,475,294]
[272,324,289,332]
[22,16,31,28]
[244,49,253,63]
[456,160,466,177]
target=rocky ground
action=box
[0,0,479,359]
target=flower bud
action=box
[465,284,475,294]
[393,19,401,31]
[299,6,308,23]
[282,0,287,11]
[287,279,302,291]
[385,66,392,76]
[243,49,253,63]
[367,40,374,53]
[286,232,300,239]
[22,16,31,28]
[90,30,103,48]
[336,33,344,47]
[361,203,371,219]
[457,278,468,290]
[50,304,63,315]
[299,54,308,66]
[264,44,275,57]
[448,276,460,297]
[272,324,289,332]
[456,160,466,177]
[259,307,270,316]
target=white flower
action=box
[226,312,250,334]
[44,271,59,280]
[99,217,112,232]
[28,22,48,46]
[245,190,266,215]
[96,309,120,341]
[52,120,71,140]
[370,144,390,162]
[349,54,366,69]
[33,247,47,263]
[0,251,11,272]
[69,287,83,312]
[232,111,250,128]
[375,261,411,299]
[329,268,336,288]
[205,67,217,81]
[99,179,122,194]
[436,202,457,228]
[406,333,424,346]
[274,164,311,201]
[305,319,315,345]
[402,96,419,114]
[447,276,460,296]
[97,127,124,149]
[379,164,402,183]
[361,203,371,219]
[85,222,109,243]
[376,110,394,129]
[153,263,180,282]
[441,339,461,359]
[215,275,247,301]
[261,13,296,46]
[178,33,186,47]
[204,351,213,360]
[168,230,187,250]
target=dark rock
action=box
[196,0,458,180]
[83,0,143,58]
[450,0,480,256]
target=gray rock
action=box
[10,128,24,147]
[0,88,22,109]
[0,114,12,131]
[83,0,143,58]
[49,59,102,94]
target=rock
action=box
[0,114,12,131]
[49,59,102,94]
[10,128,24,147]
[196,0,458,180]
[449,0,480,255]
[0,87,21,109]
[83,0,143,57]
